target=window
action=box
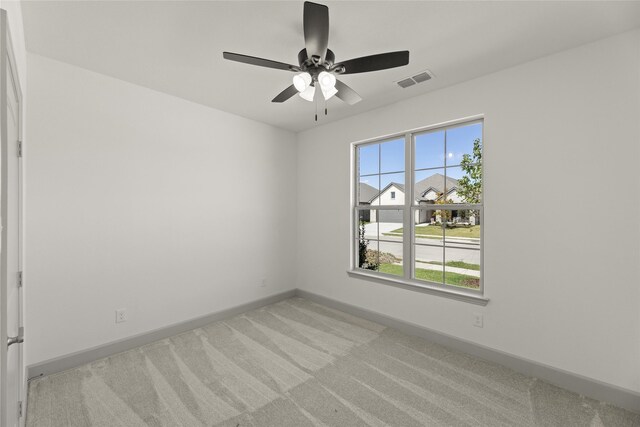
[352,118,485,302]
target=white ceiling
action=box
[21,1,640,132]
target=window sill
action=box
[347,270,489,306]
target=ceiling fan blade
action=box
[336,51,409,74]
[335,80,362,105]
[272,85,299,103]
[223,52,299,71]
[303,2,329,63]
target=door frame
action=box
[0,8,25,427]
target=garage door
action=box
[378,210,403,223]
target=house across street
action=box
[359,172,478,224]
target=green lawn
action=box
[386,225,480,239]
[424,260,480,271]
[378,263,480,289]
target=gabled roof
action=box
[384,182,404,193]
[358,182,379,203]
[414,173,458,200]
[361,173,459,204]
[368,182,404,203]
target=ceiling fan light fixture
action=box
[318,71,336,89]
[321,85,338,100]
[299,85,316,102]
[293,72,312,92]
[222,2,409,107]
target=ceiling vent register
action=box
[396,70,434,88]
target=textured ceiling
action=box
[21,1,640,132]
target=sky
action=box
[359,122,482,189]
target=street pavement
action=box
[362,222,480,272]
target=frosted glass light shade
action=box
[318,71,336,89]
[321,85,338,100]
[299,85,316,102]
[293,72,312,92]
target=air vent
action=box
[396,70,434,89]
[397,78,416,88]
[412,72,431,83]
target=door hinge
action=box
[17,271,23,288]
[17,140,22,157]
[18,400,23,418]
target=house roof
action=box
[362,173,459,204]
[414,173,459,201]
[358,182,379,204]
[377,182,405,193]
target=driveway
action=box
[363,222,402,238]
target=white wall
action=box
[296,30,640,393]
[25,53,297,366]
[2,2,26,85]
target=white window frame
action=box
[349,116,488,305]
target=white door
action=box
[1,10,24,427]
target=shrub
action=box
[358,222,378,270]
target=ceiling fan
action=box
[223,1,409,108]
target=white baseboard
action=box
[26,288,640,414]
[296,289,640,414]
[27,289,296,379]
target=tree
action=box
[456,138,482,223]
[457,138,482,204]
[434,194,453,223]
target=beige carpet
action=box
[27,297,639,426]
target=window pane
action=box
[357,209,371,226]
[414,207,444,284]
[375,209,404,231]
[445,165,482,204]
[366,211,407,234]
[356,236,379,270]
[415,169,445,205]
[444,213,481,248]
[414,207,436,226]
[414,220,444,244]
[358,176,380,206]
[414,244,444,284]
[360,218,379,240]
[379,173,404,205]
[378,209,404,237]
[377,209,404,277]
[358,143,379,176]
[445,122,482,167]
[415,130,445,170]
[444,247,480,289]
[380,138,405,173]
[378,241,403,277]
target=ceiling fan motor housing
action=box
[298,48,336,79]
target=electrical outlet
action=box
[473,313,483,328]
[115,309,127,323]
[260,279,267,287]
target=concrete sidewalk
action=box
[415,260,480,277]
